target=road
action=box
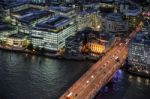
[60,24,142,99]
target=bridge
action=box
[60,23,142,99]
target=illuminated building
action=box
[6,33,30,47]
[0,23,17,41]
[120,5,142,29]
[88,42,105,54]
[31,15,77,51]
[88,32,115,54]
[12,7,53,34]
[128,31,150,69]
[76,9,101,31]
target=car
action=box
[112,55,115,58]
[103,64,106,66]
[86,80,89,84]
[117,50,120,53]
[119,43,122,46]
[106,61,109,64]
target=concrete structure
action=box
[128,31,150,68]
[120,4,142,16]
[88,32,115,54]
[12,7,54,34]
[31,15,77,51]
[48,6,76,18]
[0,23,17,40]
[77,9,101,31]
[6,33,30,47]
[65,36,83,55]
[102,13,128,34]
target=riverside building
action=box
[128,31,150,70]
[31,15,77,51]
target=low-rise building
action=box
[31,15,77,51]
[142,10,150,31]
[6,33,30,47]
[0,23,17,41]
[88,32,115,54]
[102,13,128,35]
[76,9,101,31]
[65,36,83,55]
[48,6,76,18]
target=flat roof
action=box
[20,10,51,24]
[14,7,40,16]
[8,33,29,39]
[34,15,72,32]
[1,2,27,9]
[12,7,54,24]
[78,9,98,15]
[49,6,73,13]
[132,31,150,45]
[106,13,124,21]
[0,23,14,31]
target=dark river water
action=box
[0,50,150,99]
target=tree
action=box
[27,43,33,51]
[40,47,46,54]
[35,46,40,52]
[0,6,5,22]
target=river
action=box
[0,50,149,99]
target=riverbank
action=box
[0,46,99,62]
[127,68,150,78]
[122,65,150,78]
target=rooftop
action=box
[0,23,14,31]
[14,7,40,16]
[66,36,82,44]
[8,33,29,39]
[49,6,73,13]
[78,9,98,15]
[88,31,115,41]
[105,13,124,21]
[132,31,150,45]
[126,6,142,16]
[34,15,72,33]
[0,2,26,9]
[20,10,52,24]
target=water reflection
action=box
[95,69,150,99]
[0,51,92,99]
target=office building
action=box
[102,13,128,35]
[48,6,76,18]
[128,31,150,69]
[65,36,83,55]
[0,23,17,41]
[31,15,77,51]
[12,7,53,34]
[77,9,101,31]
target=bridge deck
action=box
[60,44,128,99]
[60,24,142,99]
